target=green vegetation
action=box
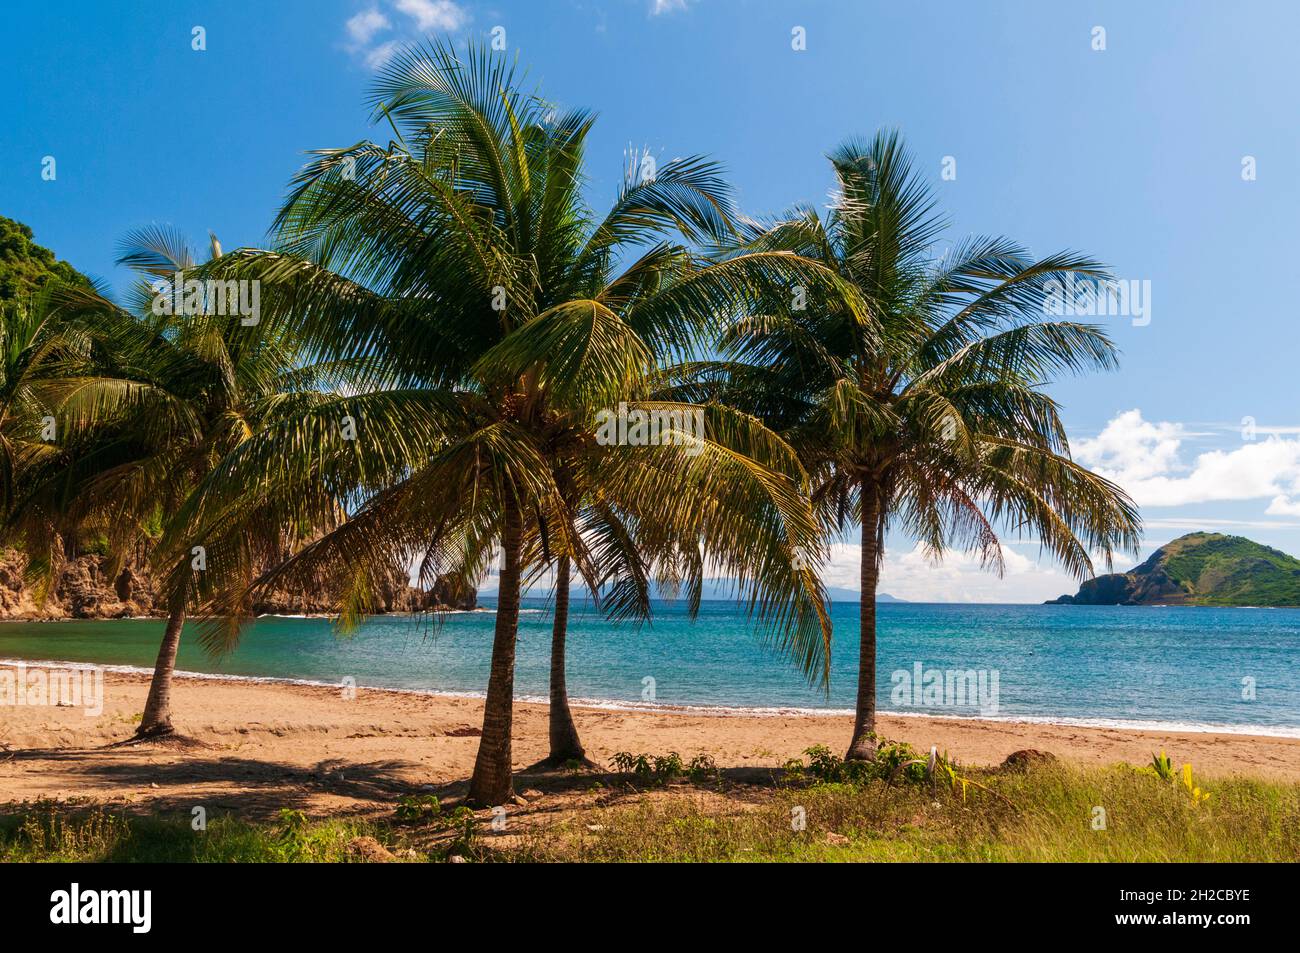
[513,766,1299,862]
[0,216,89,303]
[6,758,1295,863]
[8,227,358,739]
[1161,532,1300,605]
[0,803,416,863]
[181,39,837,805]
[1,39,1138,813]
[698,130,1140,759]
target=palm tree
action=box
[693,131,1142,760]
[0,287,95,520]
[529,400,798,768]
[0,302,60,542]
[188,41,854,805]
[2,282,181,602]
[13,228,355,740]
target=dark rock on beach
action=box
[999,749,1058,772]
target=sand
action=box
[2,668,1297,818]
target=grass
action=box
[0,802,422,863]
[4,758,1298,863]
[503,759,1300,862]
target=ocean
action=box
[2,600,1298,736]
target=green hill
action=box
[1046,532,1300,607]
[0,215,90,303]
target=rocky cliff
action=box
[0,548,475,620]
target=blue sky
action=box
[3,0,1299,601]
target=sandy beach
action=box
[2,667,1298,820]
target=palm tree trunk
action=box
[136,592,186,738]
[546,556,586,763]
[467,495,524,806]
[846,481,882,760]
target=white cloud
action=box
[651,0,689,14]
[344,1,468,69]
[395,0,467,31]
[1145,515,1300,529]
[1266,496,1300,517]
[364,40,401,69]
[347,7,391,44]
[815,541,1083,604]
[1074,409,1300,508]
[1072,409,1183,484]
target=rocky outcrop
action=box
[1046,559,1190,606]
[0,548,475,620]
[429,573,476,611]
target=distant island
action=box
[827,587,905,603]
[1047,532,1300,606]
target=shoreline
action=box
[4,654,1299,740]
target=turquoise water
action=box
[3,600,1299,734]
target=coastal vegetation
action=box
[183,42,837,804]
[681,131,1140,757]
[7,229,362,740]
[1,38,1138,812]
[0,216,89,303]
[3,756,1295,863]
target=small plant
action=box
[273,809,311,861]
[687,753,718,781]
[611,751,653,777]
[876,740,927,785]
[937,759,965,799]
[17,804,126,859]
[1147,752,1211,805]
[277,808,308,832]
[652,752,684,779]
[1151,750,1175,781]
[611,751,688,783]
[803,745,846,782]
[440,806,477,857]
[1181,763,1211,805]
[798,742,898,785]
[394,794,442,824]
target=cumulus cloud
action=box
[344,0,468,68]
[396,0,468,31]
[1073,409,1300,508]
[346,7,391,44]
[814,541,1085,604]
[364,40,402,69]
[1266,496,1300,517]
[1071,410,1183,484]
[651,0,690,14]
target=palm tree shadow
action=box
[0,748,415,820]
